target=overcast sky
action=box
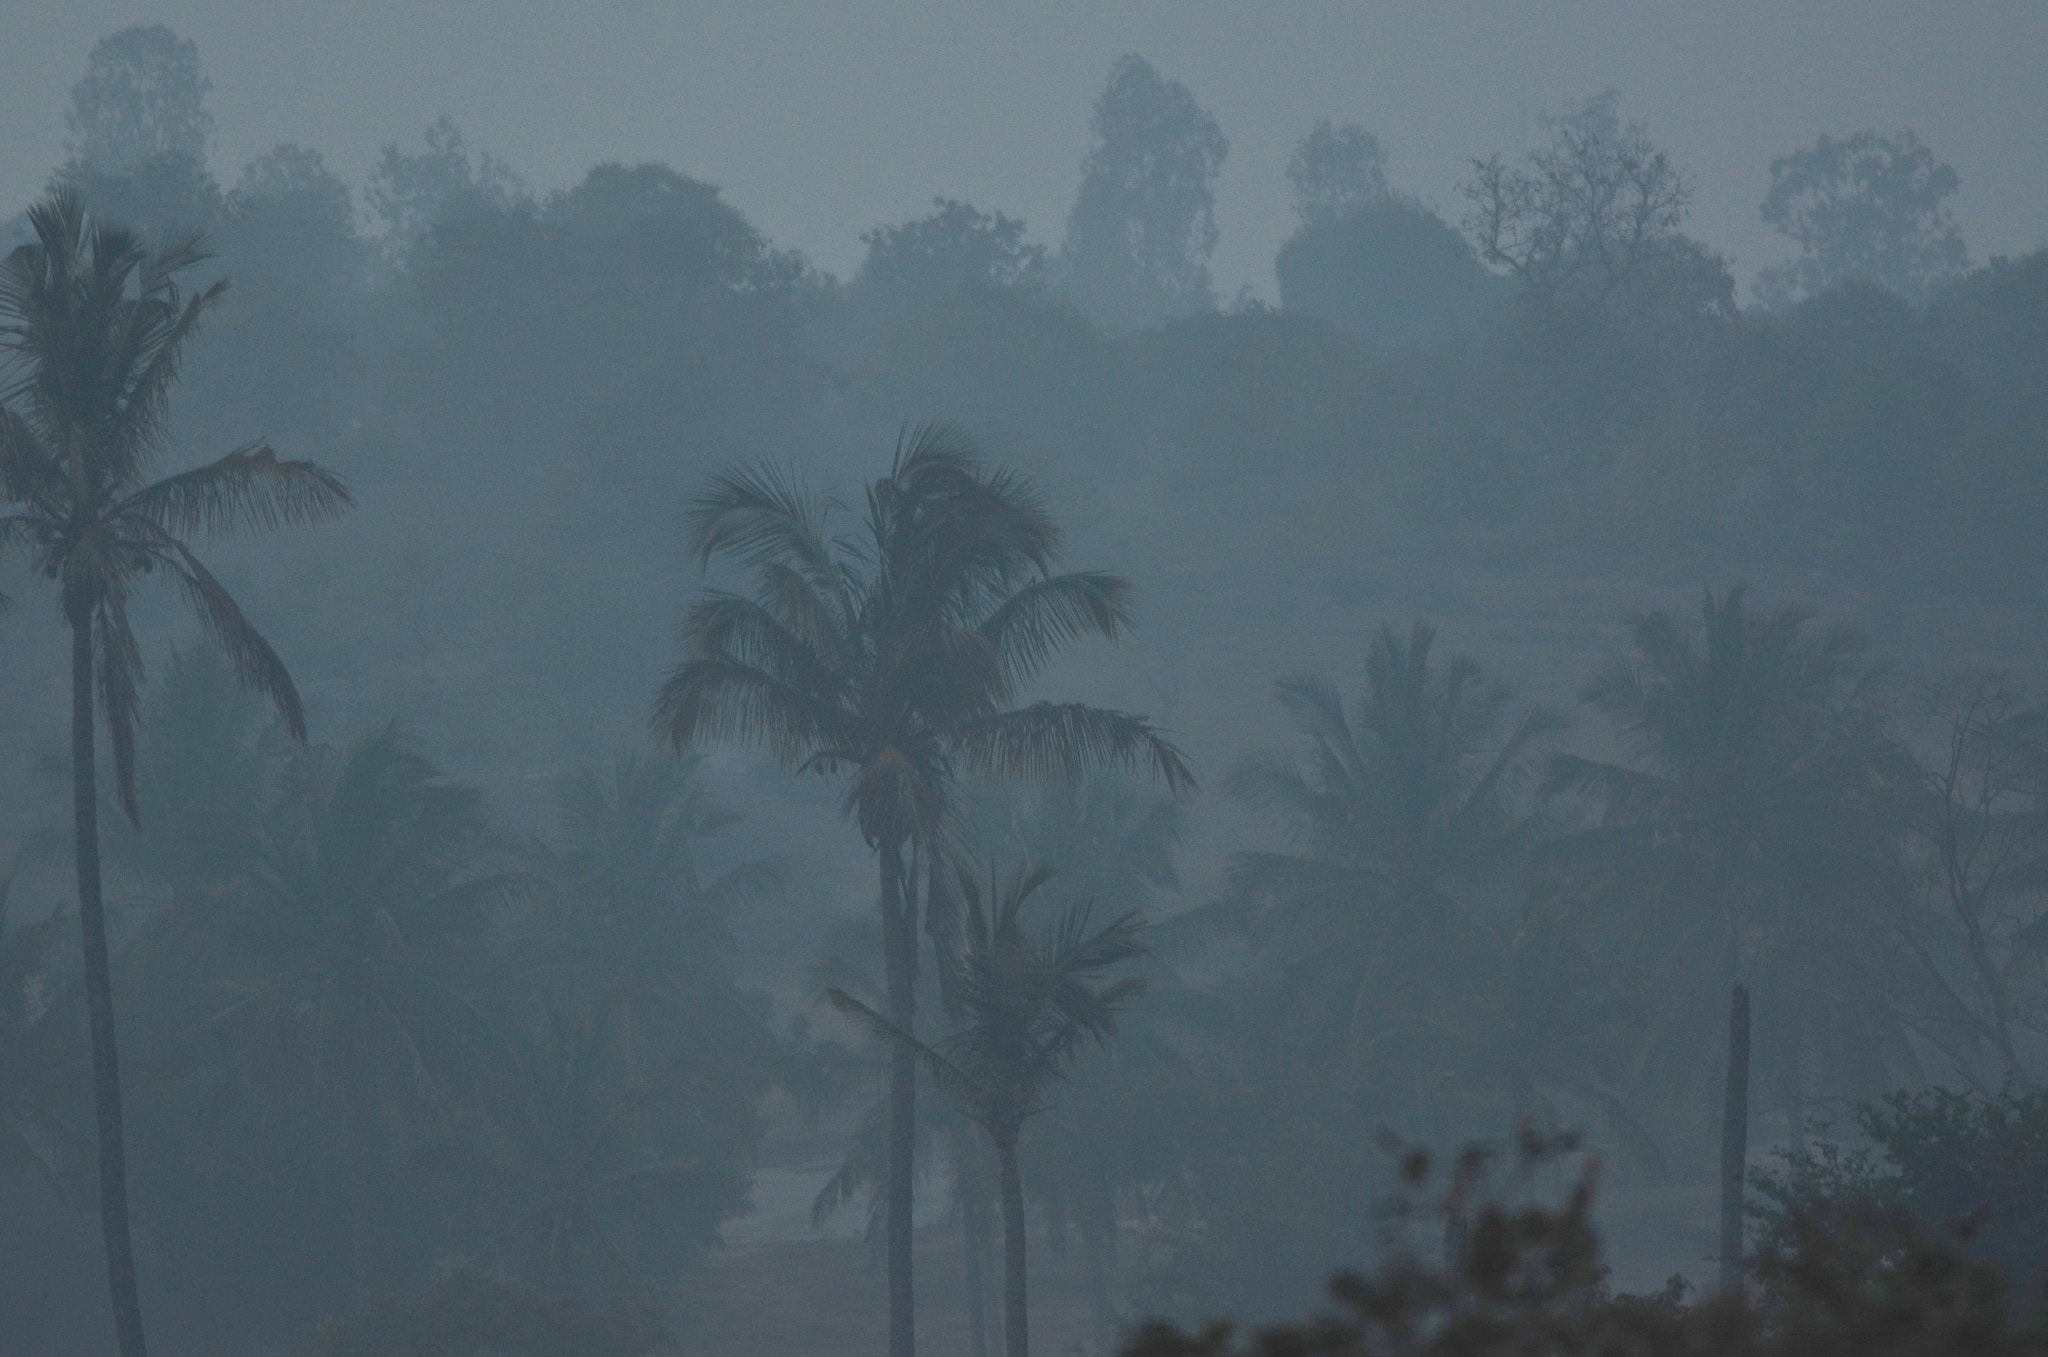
[4,1,2045,298]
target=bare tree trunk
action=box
[1078,1189,1117,1355]
[880,839,917,1357]
[70,607,149,1357]
[1718,984,1751,1298]
[962,1159,991,1357]
[994,1125,1029,1357]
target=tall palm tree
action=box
[1544,587,1918,1134]
[1224,622,1554,1137]
[655,423,1190,1357]
[0,187,351,1357]
[830,867,1149,1357]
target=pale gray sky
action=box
[4,1,2045,297]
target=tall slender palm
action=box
[655,423,1190,1357]
[0,187,350,1357]
[830,867,1149,1357]
[1544,587,1917,1128]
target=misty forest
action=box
[8,23,2048,1357]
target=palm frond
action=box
[652,655,848,767]
[976,571,1133,695]
[687,460,845,602]
[119,443,353,538]
[952,703,1194,794]
[166,543,309,744]
[825,986,975,1105]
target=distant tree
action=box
[0,188,352,1357]
[66,25,213,172]
[1756,130,1969,307]
[831,866,1150,1357]
[546,163,771,288]
[860,199,1048,303]
[1276,199,1492,349]
[435,991,709,1301]
[223,145,365,297]
[1902,673,2048,1089]
[54,26,222,242]
[365,116,524,244]
[216,730,522,1299]
[1545,588,1918,1138]
[1226,623,1555,1127]
[1288,121,1390,227]
[655,424,1190,1357]
[1058,55,1229,329]
[1460,91,1700,312]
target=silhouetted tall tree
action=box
[1546,588,1916,1135]
[1226,621,1554,1121]
[1058,55,1228,328]
[0,187,350,1357]
[832,866,1149,1357]
[1757,130,1968,307]
[655,424,1189,1357]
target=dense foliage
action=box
[7,23,2048,1357]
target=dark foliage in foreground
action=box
[1123,1139,2044,1357]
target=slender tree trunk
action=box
[70,607,149,1357]
[994,1125,1028,1357]
[962,1162,991,1357]
[1718,984,1751,1298]
[880,839,917,1357]
[1078,1190,1116,1355]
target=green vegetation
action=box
[5,22,2048,1357]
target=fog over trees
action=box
[5,21,2048,1357]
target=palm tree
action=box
[214,729,521,1298]
[0,187,351,1357]
[436,990,707,1301]
[1544,587,1918,1139]
[1223,622,1554,1138]
[830,867,1149,1357]
[654,423,1190,1357]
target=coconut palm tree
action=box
[830,866,1149,1357]
[0,187,351,1357]
[1544,587,1920,1135]
[654,423,1189,1357]
[1223,621,1555,1136]
[434,990,707,1301]
[213,729,521,1298]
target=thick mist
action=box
[3,14,2048,1357]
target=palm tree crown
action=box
[654,422,1191,855]
[1,187,351,814]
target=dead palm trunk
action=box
[1718,984,1751,1297]
[69,604,150,1357]
[880,839,918,1357]
[993,1122,1029,1357]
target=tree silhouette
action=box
[831,866,1149,1357]
[0,187,350,1357]
[655,423,1189,1357]
[1225,621,1554,1128]
[213,730,518,1298]
[1545,587,1918,1134]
